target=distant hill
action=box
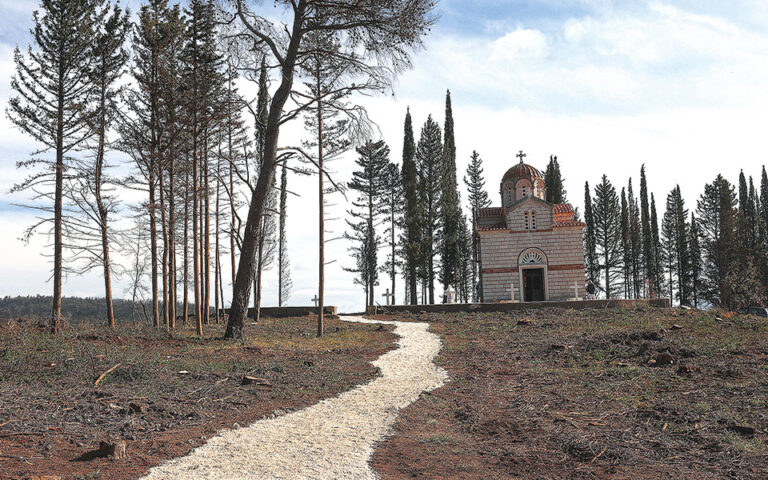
[0,295,152,324]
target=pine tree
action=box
[416,115,443,304]
[381,162,403,305]
[544,155,567,204]
[401,109,422,305]
[66,2,130,328]
[344,140,389,308]
[583,182,600,287]
[592,175,622,298]
[463,150,490,300]
[8,0,98,333]
[439,91,461,292]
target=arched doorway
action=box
[518,248,547,302]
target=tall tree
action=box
[627,179,642,298]
[689,212,702,308]
[401,108,422,305]
[583,182,600,287]
[277,163,292,307]
[66,2,130,328]
[544,155,566,204]
[620,188,631,298]
[224,0,436,338]
[344,140,389,308]
[8,0,97,333]
[381,162,403,305]
[696,175,737,308]
[439,91,461,292]
[650,193,664,297]
[463,150,490,301]
[416,115,443,304]
[592,175,622,298]
[639,165,657,297]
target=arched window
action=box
[503,183,514,206]
[516,180,532,201]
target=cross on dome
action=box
[516,150,526,164]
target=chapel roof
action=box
[552,219,586,228]
[552,203,573,214]
[477,207,505,218]
[501,158,544,184]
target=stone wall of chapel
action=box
[506,202,553,231]
[479,226,585,302]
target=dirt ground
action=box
[0,315,395,480]
[371,307,768,480]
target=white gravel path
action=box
[139,315,448,480]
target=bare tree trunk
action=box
[183,156,189,326]
[391,206,396,306]
[316,69,325,337]
[204,135,211,325]
[52,62,65,335]
[193,126,202,335]
[255,221,265,323]
[169,159,176,330]
[149,162,160,328]
[226,10,305,338]
[94,80,115,328]
[214,158,221,324]
[159,165,170,330]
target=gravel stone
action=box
[139,316,447,480]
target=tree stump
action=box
[99,440,127,460]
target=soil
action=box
[0,315,396,480]
[371,307,768,480]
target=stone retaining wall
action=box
[365,298,670,315]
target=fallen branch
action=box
[94,363,121,386]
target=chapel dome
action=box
[502,158,543,183]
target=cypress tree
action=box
[661,192,677,302]
[8,0,98,333]
[277,164,292,307]
[639,165,657,297]
[439,90,461,292]
[628,179,642,298]
[544,155,566,204]
[651,193,663,296]
[401,108,421,305]
[620,188,631,298]
[583,182,600,287]
[416,115,443,304]
[593,175,623,298]
[689,213,702,308]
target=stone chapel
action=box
[474,152,586,302]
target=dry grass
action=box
[372,307,768,480]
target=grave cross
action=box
[516,150,526,163]
[382,288,394,305]
[311,295,319,307]
[573,281,580,300]
[510,283,519,302]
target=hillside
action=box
[1,295,164,324]
[372,307,768,480]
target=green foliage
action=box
[439,91,462,291]
[415,115,443,304]
[592,175,623,298]
[401,108,422,305]
[583,181,600,286]
[344,140,390,307]
[544,155,567,204]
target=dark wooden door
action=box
[523,269,545,302]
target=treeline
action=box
[8,0,437,337]
[0,296,159,324]
[584,167,768,309]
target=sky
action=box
[2,0,768,314]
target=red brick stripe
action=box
[481,264,584,274]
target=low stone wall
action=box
[223,306,338,318]
[366,298,670,315]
